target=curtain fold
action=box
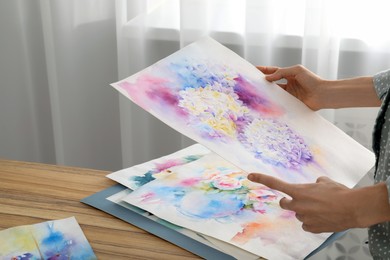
[0,0,122,171]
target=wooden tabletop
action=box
[0,159,200,259]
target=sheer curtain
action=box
[0,0,122,170]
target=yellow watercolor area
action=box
[179,86,251,138]
[0,226,39,255]
[205,117,237,138]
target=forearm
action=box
[351,182,390,228]
[320,77,381,109]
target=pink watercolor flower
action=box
[140,192,157,202]
[211,176,242,190]
[154,159,182,172]
[180,177,201,187]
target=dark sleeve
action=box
[374,69,390,203]
[373,70,390,101]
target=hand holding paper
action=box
[259,65,381,109]
[257,65,326,111]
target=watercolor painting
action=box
[121,153,329,259]
[0,217,96,260]
[107,144,211,190]
[105,188,260,260]
[107,144,261,259]
[112,37,374,187]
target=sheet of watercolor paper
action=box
[107,145,321,259]
[107,144,259,259]
[120,152,329,259]
[0,217,96,260]
[106,187,259,260]
[107,144,211,190]
[112,37,375,187]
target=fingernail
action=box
[247,173,254,180]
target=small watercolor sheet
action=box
[111,36,375,187]
[0,217,96,260]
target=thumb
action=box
[265,73,283,82]
[248,173,296,197]
[265,65,303,82]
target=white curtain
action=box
[0,0,121,170]
[2,0,390,169]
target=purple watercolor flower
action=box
[240,118,313,169]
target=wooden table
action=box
[0,159,200,259]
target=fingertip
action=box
[265,74,279,82]
[247,173,260,181]
[316,176,331,183]
[302,224,308,232]
[264,75,272,82]
[302,225,321,234]
[279,197,292,210]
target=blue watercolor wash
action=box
[42,229,64,246]
[13,253,37,260]
[170,61,228,90]
[179,193,245,219]
[183,154,203,162]
[41,224,72,260]
[132,171,155,187]
[153,186,186,203]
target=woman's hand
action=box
[257,65,326,110]
[248,173,390,233]
[257,64,380,109]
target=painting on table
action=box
[111,37,374,187]
[106,187,260,260]
[107,144,262,259]
[121,153,328,259]
[106,143,211,190]
[0,217,96,260]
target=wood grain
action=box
[0,159,200,259]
